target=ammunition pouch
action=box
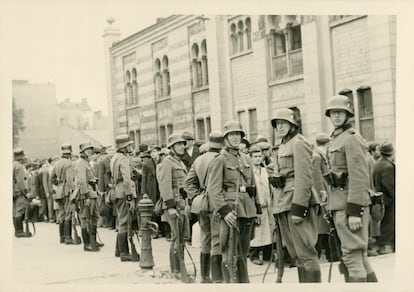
[323,171,348,189]
[369,190,385,221]
[88,181,97,192]
[246,186,256,198]
[179,188,187,199]
[269,174,286,189]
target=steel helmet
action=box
[223,120,245,138]
[115,134,134,150]
[13,148,25,158]
[325,95,354,117]
[61,143,72,154]
[79,141,94,153]
[167,133,187,149]
[271,108,298,128]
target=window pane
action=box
[273,55,288,79]
[290,26,302,50]
[290,50,303,75]
[160,126,166,145]
[273,32,286,56]
[196,119,205,141]
[237,110,247,132]
[358,89,373,118]
[248,108,257,141]
[206,117,211,135]
[167,124,173,136]
[360,119,375,141]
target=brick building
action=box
[104,15,396,146]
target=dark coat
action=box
[97,155,111,193]
[141,158,160,203]
[373,157,395,207]
[180,145,200,170]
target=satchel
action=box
[191,191,209,214]
[369,190,385,221]
[54,183,64,200]
[154,198,164,216]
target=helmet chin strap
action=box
[224,136,240,150]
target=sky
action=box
[1,0,168,115]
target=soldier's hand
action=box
[348,216,362,231]
[127,201,135,212]
[291,215,304,224]
[224,212,237,228]
[168,208,178,219]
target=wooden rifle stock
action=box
[174,215,192,283]
[72,209,82,244]
[274,216,284,283]
[127,209,140,262]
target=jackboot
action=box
[221,261,231,283]
[211,255,223,283]
[297,267,306,283]
[366,272,378,282]
[200,253,212,283]
[15,217,28,238]
[59,222,64,243]
[64,220,73,244]
[82,228,94,252]
[169,249,175,273]
[115,233,120,257]
[348,276,367,282]
[13,217,18,237]
[303,269,322,283]
[88,226,100,252]
[119,232,132,261]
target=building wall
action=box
[12,80,59,159]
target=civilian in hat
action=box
[239,138,250,154]
[181,131,200,170]
[183,131,225,283]
[373,142,395,254]
[368,143,381,162]
[141,145,163,238]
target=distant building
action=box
[12,80,59,159]
[104,15,396,146]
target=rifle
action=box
[173,213,196,283]
[24,200,35,237]
[72,207,82,245]
[319,202,346,282]
[127,206,140,262]
[274,216,284,283]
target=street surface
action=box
[13,222,396,285]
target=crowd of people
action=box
[12,94,395,283]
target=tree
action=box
[13,98,25,147]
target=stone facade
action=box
[104,15,396,147]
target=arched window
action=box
[125,70,132,105]
[132,68,138,105]
[237,21,244,51]
[191,43,201,88]
[357,86,375,141]
[154,59,163,98]
[230,23,238,54]
[162,56,170,96]
[245,17,252,50]
[201,39,208,86]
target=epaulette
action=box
[214,152,220,157]
[348,128,355,134]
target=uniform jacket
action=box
[34,171,46,199]
[141,158,160,203]
[312,149,330,199]
[97,154,111,193]
[327,124,371,216]
[156,153,187,209]
[271,133,319,217]
[74,157,98,199]
[183,151,218,213]
[207,147,260,219]
[373,157,395,207]
[181,145,200,170]
[13,160,27,197]
[110,153,135,199]
[27,172,37,197]
[51,157,75,198]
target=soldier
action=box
[207,121,261,283]
[111,134,136,261]
[183,131,224,283]
[97,146,113,228]
[50,144,77,244]
[270,108,321,282]
[181,131,200,171]
[75,141,103,252]
[156,133,189,280]
[324,95,377,282]
[13,148,31,238]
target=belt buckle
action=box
[239,185,246,193]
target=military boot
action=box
[211,255,223,283]
[88,226,100,252]
[59,222,64,243]
[64,220,73,244]
[115,233,120,257]
[366,272,378,282]
[303,269,322,283]
[297,267,306,283]
[200,253,212,283]
[95,227,104,248]
[13,218,18,237]
[119,232,132,261]
[81,228,93,252]
[348,276,367,282]
[15,217,28,238]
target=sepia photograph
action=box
[1,0,412,291]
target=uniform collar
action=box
[331,123,353,138]
[282,129,299,144]
[224,146,240,157]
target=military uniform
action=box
[75,142,101,252]
[157,147,190,276]
[325,94,377,282]
[13,149,31,237]
[184,132,224,283]
[51,155,75,244]
[207,146,260,283]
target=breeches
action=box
[276,206,320,271]
[199,211,221,255]
[80,198,99,229]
